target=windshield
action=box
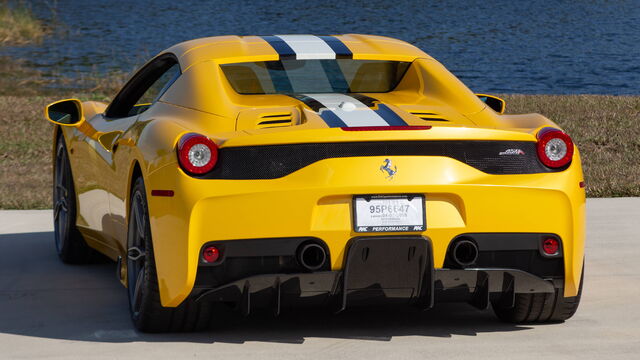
[221,59,411,95]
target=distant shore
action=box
[0,2,637,208]
[0,2,48,46]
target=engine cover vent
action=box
[409,111,449,122]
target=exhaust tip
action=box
[297,243,327,271]
[451,239,479,267]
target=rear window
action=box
[221,59,411,95]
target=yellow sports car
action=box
[45,34,585,332]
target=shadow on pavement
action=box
[0,232,532,344]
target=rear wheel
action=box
[127,177,213,332]
[492,265,584,323]
[53,136,94,263]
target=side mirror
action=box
[45,99,84,126]
[476,94,506,114]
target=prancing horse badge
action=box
[380,159,397,180]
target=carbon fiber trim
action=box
[196,140,564,180]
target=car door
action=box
[91,55,181,253]
[65,107,111,245]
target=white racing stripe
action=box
[275,35,336,60]
[305,93,389,127]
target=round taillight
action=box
[177,133,218,175]
[536,128,574,168]
[202,246,220,263]
[542,237,560,256]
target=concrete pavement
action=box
[0,198,639,359]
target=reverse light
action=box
[177,133,218,175]
[202,246,220,263]
[536,128,574,168]
[542,237,560,256]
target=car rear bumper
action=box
[146,155,585,307]
[192,236,558,314]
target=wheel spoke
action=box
[132,195,145,236]
[56,184,68,198]
[53,199,67,221]
[132,268,145,310]
[55,153,63,186]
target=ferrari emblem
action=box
[380,159,397,180]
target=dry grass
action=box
[0,58,126,209]
[0,1,47,45]
[0,85,638,208]
[0,95,56,209]
[0,57,128,98]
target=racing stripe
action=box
[348,93,377,107]
[262,35,353,60]
[260,36,296,59]
[306,94,388,127]
[349,94,408,126]
[293,94,409,128]
[318,110,348,127]
[374,104,408,126]
[317,36,353,59]
[274,35,336,59]
[289,94,324,112]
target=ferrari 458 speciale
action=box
[45,34,585,332]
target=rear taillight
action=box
[536,128,574,168]
[177,133,218,175]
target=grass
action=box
[0,59,638,208]
[0,1,48,45]
[0,58,125,209]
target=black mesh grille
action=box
[198,140,562,180]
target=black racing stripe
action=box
[261,35,296,59]
[349,94,407,126]
[319,110,348,127]
[288,94,325,112]
[374,104,408,126]
[266,61,294,93]
[318,36,353,59]
[320,60,350,92]
[288,94,348,127]
[349,93,378,107]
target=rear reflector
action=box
[542,238,560,255]
[202,246,220,263]
[151,190,174,197]
[579,181,586,188]
[341,126,431,131]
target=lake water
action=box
[2,0,639,94]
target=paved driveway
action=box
[0,198,638,359]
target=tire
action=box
[127,177,213,332]
[53,135,95,263]
[491,265,584,323]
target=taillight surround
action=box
[536,127,574,168]
[177,133,218,175]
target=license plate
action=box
[353,195,426,232]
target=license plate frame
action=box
[352,194,426,233]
